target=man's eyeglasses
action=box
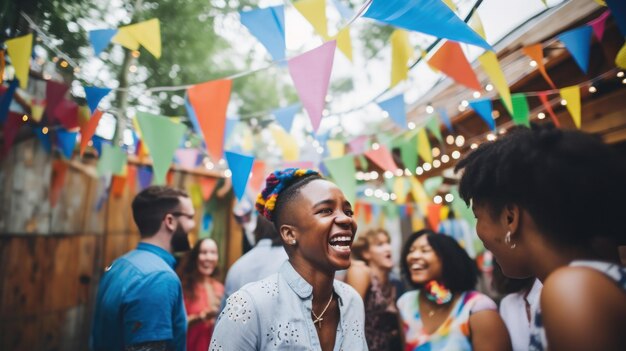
[170,212,195,219]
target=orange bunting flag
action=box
[80,110,104,156]
[50,159,69,207]
[427,203,442,231]
[200,177,218,201]
[537,92,560,127]
[248,160,267,194]
[560,85,581,129]
[111,175,127,197]
[187,79,232,161]
[522,44,556,89]
[126,165,137,196]
[428,41,481,91]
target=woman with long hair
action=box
[398,229,511,350]
[178,238,224,351]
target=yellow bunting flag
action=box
[469,13,486,40]
[113,19,161,58]
[6,34,33,89]
[409,176,429,214]
[594,0,606,6]
[616,42,626,69]
[334,27,353,61]
[478,51,513,113]
[393,177,408,205]
[560,85,581,129]
[31,102,45,122]
[294,0,329,40]
[417,128,432,164]
[390,29,413,87]
[327,140,345,158]
[440,205,450,221]
[442,0,457,11]
[271,126,299,161]
[242,128,254,152]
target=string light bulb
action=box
[485,84,494,91]
[537,112,546,119]
[42,127,49,134]
[529,60,537,67]
[22,115,28,122]
[617,71,624,78]
[426,104,434,114]
[588,85,597,93]
[560,99,567,106]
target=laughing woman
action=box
[398,229,511,351]
[178,238,224,351]
[210,168,368,351]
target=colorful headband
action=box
[255,168,321,221]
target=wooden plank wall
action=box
[0,138,236,350]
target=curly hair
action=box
[401,229,478,293]
[255,168,322,228]
[455,124,626,246]
[177,238,219,301]
[351,228,390,262]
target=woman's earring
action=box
[504,231,516,249]
[291,239,297,245]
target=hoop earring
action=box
[504,231,516,249]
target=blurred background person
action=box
[456,125,626,350]
[398,229,511,351]
[223,215,288,304]
[178,238,224,351]
[345,228,403,351]
[491,261,542,351]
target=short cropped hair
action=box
[455,124,626,246]
[131,185,189,237]
[401,229,478,293]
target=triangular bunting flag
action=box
[248,160,266,194]
[326,140,345,158]
[409,176,429,214]
[511,93,530,127]
[273,104,300,133]
[334,27,353,61]
[89,29,118,55]
[558,26,593,74]
[589,11,611,40]
[426,116,443,142]
[56,129,78,159]
[50,160,68,208]
[332,0,353,19]
[424,176,444,196]
[294,0,329,40]
[538,92,561,127]
[31,100,45,123]
[427,203,443,230]
[46,80,70,117]
[84,86,111,114]
[187,79,232,161]
[138,167,153,190]
[469,12,486,39]
[288,40,336,133]
[437,107,453,132]
[225,151,255,201]
[270,126,300,161]
[428,41,481,91]
[200,177,218,201]
[97,144,127,176]
[5,34,33,89]
[184,94,203,138]
[35,127,52,153]
[80,109,104,156]
[399,133,418,172]
[364,145,398,173]
[52,99,79,130]
[324,155,357,205]
[115,18,162,58]
[417,128,432,164]
[175,148,199,169]
[363,0,491,50]
[136,111,187,184]
[478,51,513,113]
[616,42,626,69]
[560,85,581,128]
[390,29,413,87]
[240,6,286,62]
[522,44,556,89]
[469,99,495,131]
[0,80,18,124]
[377,94,407,129]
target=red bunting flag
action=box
[200,177,218,201]
[50,159,69,207]
[80,109,104,156]
[428,41,481,91]
[537,92,561,127]
[364,145,399,173]
[427,203,442,231]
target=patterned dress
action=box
[529,260,626,351]
[397,290,497,350]
[363,274,402,351]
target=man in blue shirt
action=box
[91,186,196,351]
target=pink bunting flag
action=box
[52,99,79,130]
[175,148,199,170]
[589,10,610,41]
[364,145,399,173]
[288,40,336,133]
[348,135,368,154]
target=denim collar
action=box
[137,242,176,269]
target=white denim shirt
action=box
[211,261,368,351]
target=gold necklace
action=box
[311,293,334,328]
